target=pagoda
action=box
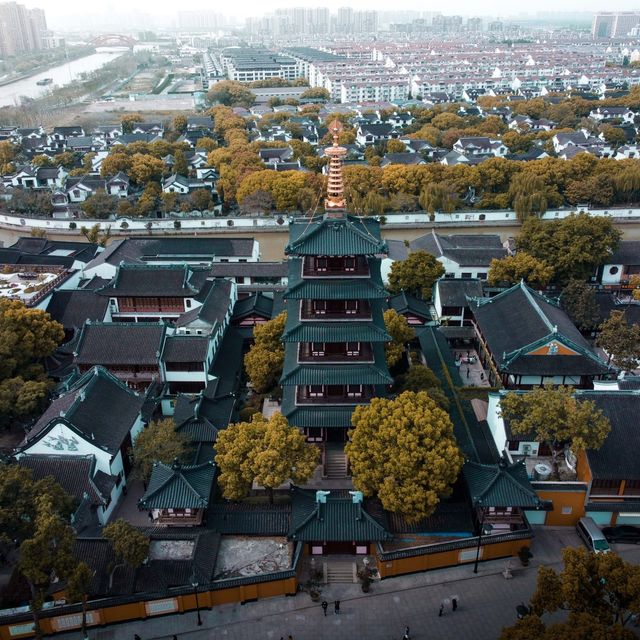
[280,120,392,446]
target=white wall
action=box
[601,263,623,285]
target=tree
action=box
[597,310,640,371]
[52,151,78,170]
[499,385,610,475]
[346,391,463,523]
[300,87,330,101]
[172,114,187,135]
[0,140,16,173]
[0,464,74,545]
[393,364,449,410]
[560,280,600,331]
[500,546,640,639]
[160,191,180,214]
[244,312,286,393]
[239,189,275,214]
[500,612,635,640]
[103,519,149,569]
[386,139,406,153]
[190,189,214,211]
[215,412,319,503]
[387,250,445,299]
[80,191,118,219]
[120,113,144,134]
[66,562,93,640]
[383,309,415,368]
[128,153,164,185]
[487,252,554,288]
[173,149,188,176]
[100,153,132,178]
[207,80,256,108]
[19,495,77,639]
[0,299,64,427]
[131,418,190,481]
[516,214,621,284]
[80,223,111,247]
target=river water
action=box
[0,52,125,108]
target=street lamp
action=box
[473,502,493,574]
[191,578,202,626]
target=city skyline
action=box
[26,0,640,24]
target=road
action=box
[56,528,640,640]
[4,219,640,262]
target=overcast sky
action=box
[26,0,634,25]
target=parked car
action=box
[602,525,640,544]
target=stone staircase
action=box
[324,561,357,584]
[324,445,349,479]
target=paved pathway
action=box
[57,529,640,640]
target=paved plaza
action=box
[57,529,640,640]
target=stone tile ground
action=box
[55,528,640,640]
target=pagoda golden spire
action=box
[324,118,347,217]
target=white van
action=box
[576,517,610,554]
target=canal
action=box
[0,52,125,108]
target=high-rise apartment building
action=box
[0,2,47,57]
[177,10,224,31]
[246,6,379,36]
[592,12,640,38]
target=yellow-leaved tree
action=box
[383,308,415,368]
[244,312,286,393]
[346,391,463,523]
[215,412,319,503]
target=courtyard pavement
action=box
[56,528,640,640]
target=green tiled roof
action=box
[283,299,389,343]
[289,487,391,542]
[286,215,387,256]
[286,278,387,301]
[462,459,542,508]
[280,364,392,386]
[282,321,390,343]
[285,406,355,428]
[285,258,386,300]
[138,461,216,510]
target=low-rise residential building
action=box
[469,281,613,388]
[410,231,507,280]
[15,366,153,524]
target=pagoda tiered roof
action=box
[282,298,389,343]
[286,215,387,256]
[286,258,386,299]
[280,363,393,386]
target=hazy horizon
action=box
[19,0,640,29]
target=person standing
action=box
[334,600,340,614]
[451,595,459,611]
[439,602,444,616]
[321,600,328,616]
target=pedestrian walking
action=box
[321,600,328,616]
[134,635,141,640]
[439,603,444,617]
[334,600,340,614]
[451,595,458,611]
[466,367,470,379]
[403,625,411,639]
